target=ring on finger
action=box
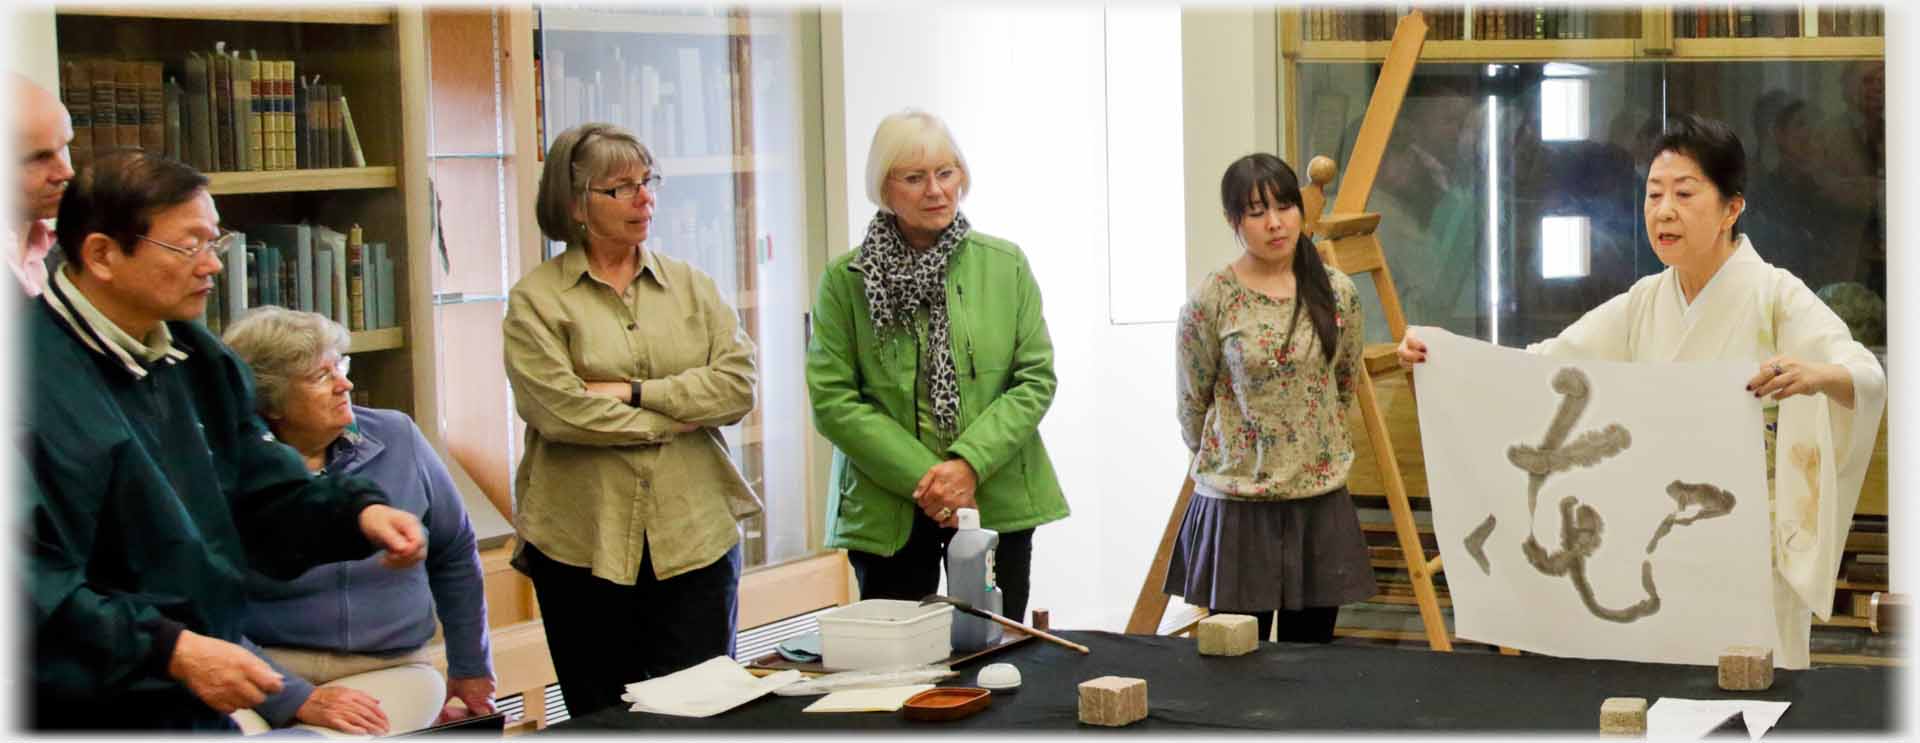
[1771,363,1785,376]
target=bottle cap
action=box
[956,507,981,530]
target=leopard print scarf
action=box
[851,211,971,437]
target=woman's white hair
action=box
[221,305,351,420]
[865,109,970,213]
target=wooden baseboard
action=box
[737,550,851,630]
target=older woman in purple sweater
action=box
[223,307,493,736]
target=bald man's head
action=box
[13,72,76,224]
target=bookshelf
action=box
[49,5,430,419]
[1286,4,1882,62]
[205,166,399,195]
[55,6,395,26]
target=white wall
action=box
[838,6,1191,631]
[7,6,59,90]
[1180,8,1280,295]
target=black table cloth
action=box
[553,631,1900,732]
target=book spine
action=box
[61,61,93,170]
[376,246,395,330]
[347,224,366,331]
[140,61,164,152]
[280,61,296,171]
[116,61,141,150]
[164,77,183,160]
[340,96,367,167]
[247,52,265,171]
[226,228,250,322]
[329,85,345,169]
[213,47,234,171]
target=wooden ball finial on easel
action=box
[1307,156,1337,188]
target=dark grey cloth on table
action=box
[551,631,1896,732]
[1163,484,1378,611]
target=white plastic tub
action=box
[816,599,954,670]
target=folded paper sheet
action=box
[621,656,801,718]
[1648,697,1791,740]
[1412,329,1774,666]
[801,684,935,713]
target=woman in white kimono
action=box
[1397,113,1885,669]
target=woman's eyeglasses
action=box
[306,355,352,387]
[588,174,663,201]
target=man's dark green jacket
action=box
[24,294,390,730]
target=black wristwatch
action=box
[630,380,643,407]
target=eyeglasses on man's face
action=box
[588,173,663,201]
[139,228,241,261]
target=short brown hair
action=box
[534,123,654,248]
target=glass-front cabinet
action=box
[1285,4,1889,646]
[1285,5,1885,356]
[534,5,819,569]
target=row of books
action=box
[1817,8,1883,38]
[1673,8,1801,38]
[542,43,746,161]
[58,46,367,175]
[1304,8,1638,42]
[201,222,398,336]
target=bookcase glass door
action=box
[536,5,815,569]
[1295,59,1886,358]
[423,8,522,522]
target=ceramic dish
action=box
[977,662,1021,691]
[902,687,992,721]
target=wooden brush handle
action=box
[985,613,1090,654]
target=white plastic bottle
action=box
[945,507,1004,652]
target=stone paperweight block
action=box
[1718,645,1774,690]
[1196,614,1259,656]
[1599,696,1647,737]
[1077,675,1148,727]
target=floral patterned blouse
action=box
[1176,265,1364,501]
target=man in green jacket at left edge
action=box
[23,149,428,731]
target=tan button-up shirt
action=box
[504,246,759,584]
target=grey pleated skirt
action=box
[1162,483,1379,611]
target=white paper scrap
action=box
[1648,697,1792,740]
[801,684,935,713]
[621,656,802,718]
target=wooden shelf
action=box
[56,5,393,25]
[1296,37,1639,62]
[1671,36,1882,59]
[536,8,779,37]
[349,327,405,353]
[207,167,398,196]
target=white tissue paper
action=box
[620,656,802,717]
[1647,697,1792,740]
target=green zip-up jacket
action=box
[25,284,389,730]
[806,230,1068,557]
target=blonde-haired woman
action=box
[806,110,1068,625]
[504,122,758,718]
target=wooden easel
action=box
[1128,10,1454,652]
